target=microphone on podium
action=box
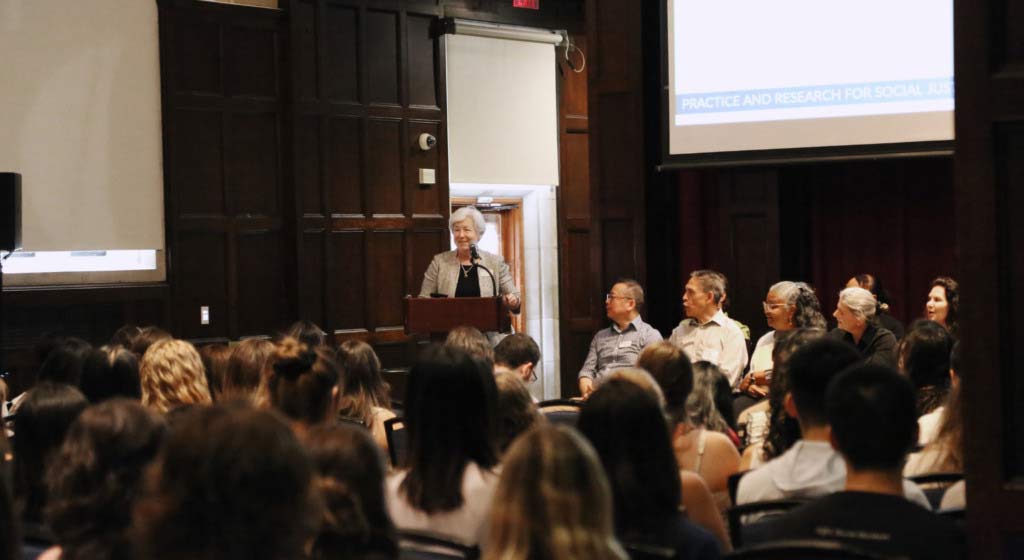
[469,244,497,297]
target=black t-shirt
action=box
[747,491,965,560]
[828,324,898,368]
[454,264,481,297]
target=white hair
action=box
[838,286,877,322]
[449,206,486,237]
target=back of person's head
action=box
[133,403,319,560]
[109,325,143,349]
[336,339,390,426]
[401,344,498,514]
[197,343,232,400]
[898,320,954,414]
[45,399,166,560]
[13,383,88,524]
[762,328,825,459]
[285,320,327,349]
[786,338,862,428]
[267,338,341,425]
[578,378,681,533]
[80,346,141,403]
[444,326,494,363]
[493,371,540,453]
[221,339,275,403]
[129,327,172,359]
[139,339,212,414]
[304,423,397,560]
[37,337,92,386]
[485,425,626,560]
[493,333,540,369]
[637,341,693,426]
[826,365,918,471]
[686,361,731,433]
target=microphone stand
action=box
[469,245,498,298]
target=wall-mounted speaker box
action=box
[1,172,22,253]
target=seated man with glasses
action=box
[494,333,541,385]
[577,280,663,398]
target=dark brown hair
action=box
[222,339,275,403]
[267,338,341,425]
[336,340,391,426]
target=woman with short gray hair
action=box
[828,286,898,367]
[418,205,520,314]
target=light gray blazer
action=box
[418,249,519,300]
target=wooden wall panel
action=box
[324,3,359,103]
[295,116,323,215]
[407,14,438,108]
[601,219,636,285]
[367,118,404,215]
[176,231,229,339]
[175,22,221,94]
[329,231,366,330]
[226,112,280,215]
[292,0,318,100]
[236,231,288,336]
[299,232,326,326]
[410,229,445,294]
[327,116,364,214]
[367,232,406,328]
[224,26,278,97]
[565,230,592,320]
[173,109,225,215]
[408,121,443,216]
[366,10,400,105]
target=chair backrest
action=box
[727,499,806,548]
[622,541,677,560]
[724,539,896,560]
[908,472,963,510]
[538,399,581,427]
[728,470,747,505]
[397,529,479,560]
[384,416,407,467]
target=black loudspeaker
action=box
[0,172,22,253]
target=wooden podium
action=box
[404,296,511,335]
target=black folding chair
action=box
[384,416,407,467]
[725,539,896,559]
[727,499,806,548]
[622,541,677,560]
[908,472,963,510]
[727,470,748,506]
[397,529,479,560]
[538,398,582,427]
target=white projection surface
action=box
[667,0,954,156]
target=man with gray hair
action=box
[828,286,898,368]
[578,279,663,398]
[669,270,749,387]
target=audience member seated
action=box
[485,425,628,560]
[108,325,143,350]
[304,423,399,560]
[493,371,540,454]
[736,339,929,510]
[733,282,826,419]
[905,343,963,477]
[196,343,232,400]
[578,280,662,398]
[579,374,724,558]
[828,287,898,368]
[132,403,320,560]
[220,338,275,405]
[79,346,142,403]
[445,325,496,364]
[847,273,905,339]
[386,345,499,547]
[925,276,960,339]
[676,361,741,509]
[739,328,824,470]
[493,333,541,386]
[139,339,213,414]
[669,270,748,387]
[9,338,92,415]
[266,338,342,434]
[897,320,954,444]
[40,399,166,560]
[335,339,395,450]
[13,384,88,534]
[285,319,328,349]
[128,326,172,360]
[746,366,966,560]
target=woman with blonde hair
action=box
[485,424,626,560]
[140,339,212,413]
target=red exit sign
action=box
[513,0,539,9]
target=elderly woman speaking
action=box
[419,206,520,311]
[828,286,898,368]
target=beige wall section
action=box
[200,0,279,8]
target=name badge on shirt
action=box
[619,339,634,349]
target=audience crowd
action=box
[0,272,966,559]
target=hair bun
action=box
[274,350,317,379]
